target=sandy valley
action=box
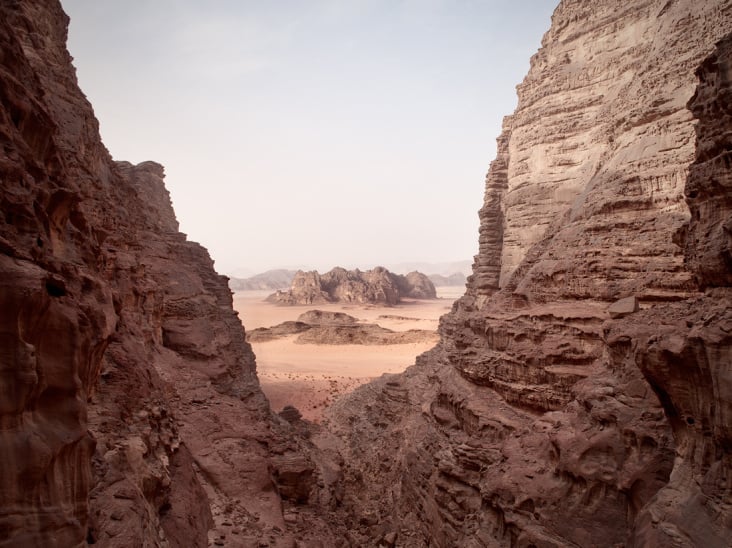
[233,286,463,421]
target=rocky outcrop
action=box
[0,2,341,546]
[325,1,732,546]
[267,266,437,305]
[396,271,438,300]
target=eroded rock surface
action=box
[267,266,436,305]
[325,2,732,546]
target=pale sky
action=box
[61,0,556,276]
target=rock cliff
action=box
[0,2,340,546]
[267,266,436,305]
[325,1,732,547]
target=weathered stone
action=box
[247,311,437,346]
[297,310,360,326]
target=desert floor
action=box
[233,286,464,421]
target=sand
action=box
[233,286,464,421]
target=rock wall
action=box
[0,2,341,546]
[326,1,732,546]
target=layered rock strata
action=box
[0,2,341,546]
[326,1,732,546]
[267,266,436,305]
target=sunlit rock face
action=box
[0,2,341,546]
[325,1,732,546]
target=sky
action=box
[61,0,556,276]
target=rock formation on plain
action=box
[427,272,467,287]
[267,266,437,305]
[247,309,438,346]
[2,0,732,547]
[323,1,732,546]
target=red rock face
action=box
[0,2,341,546]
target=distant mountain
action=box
[385,260,472,277]
[428,272,467,287]
[267,266,436,305]
[228,269,297,291]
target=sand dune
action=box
[233,286,463,421]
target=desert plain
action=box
[233,286,464,421]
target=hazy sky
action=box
[61,0,556,275]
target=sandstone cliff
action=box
[325,1,732,547]
[0,2,341,546]
[267,266,437,305]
